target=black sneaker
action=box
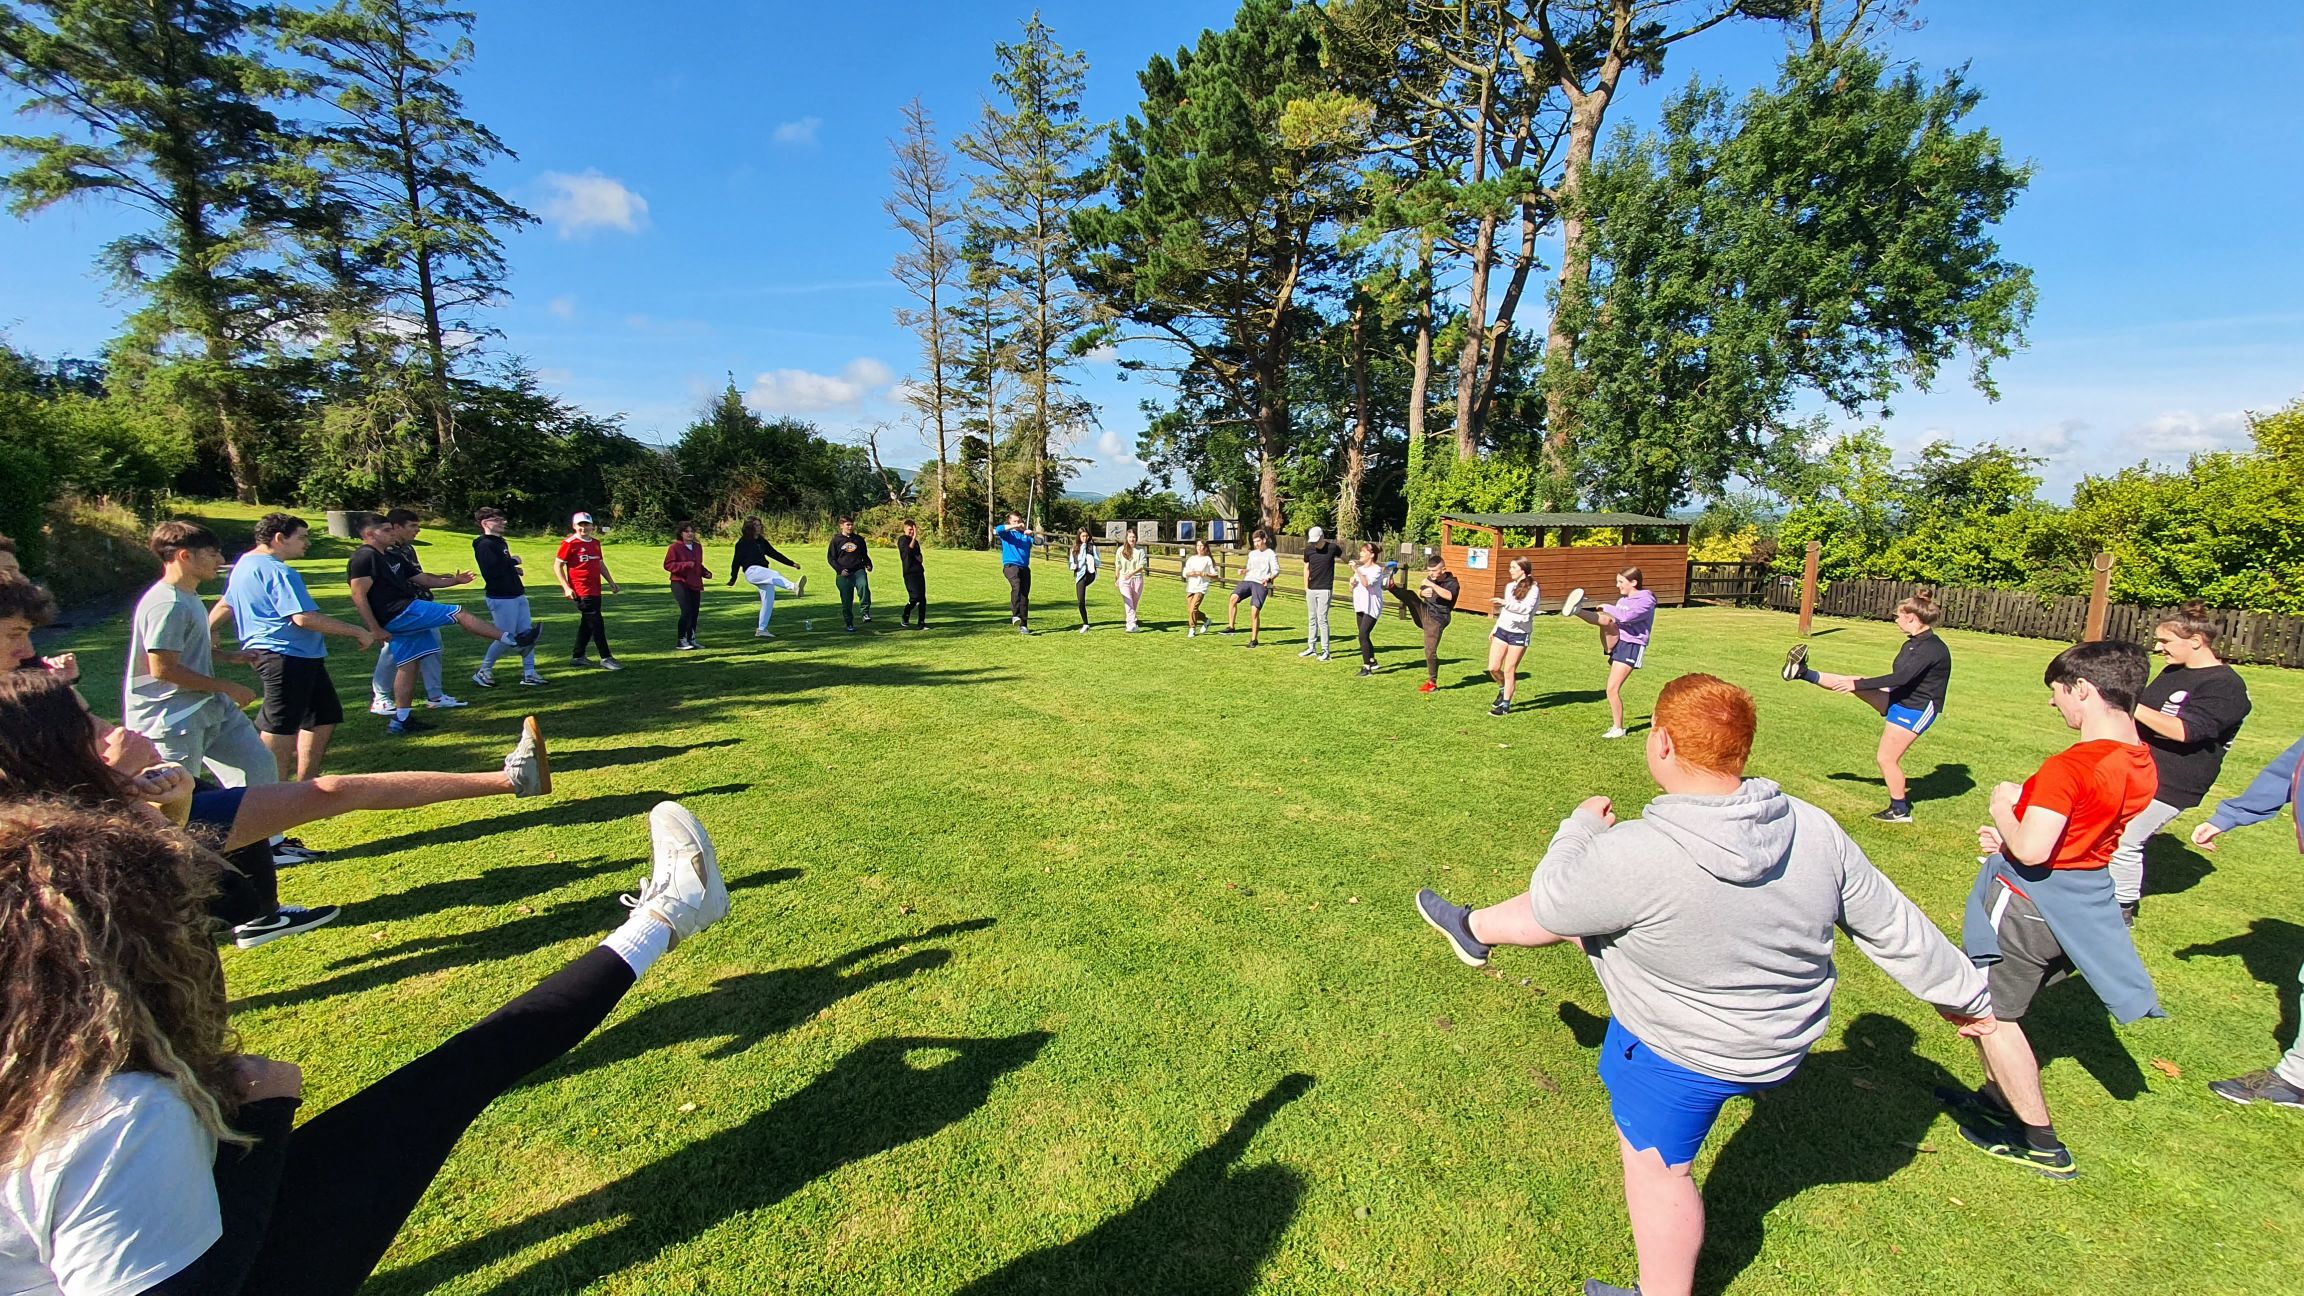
[232,904,341,949]
[271,838,320,866]
[1489,701,1510,717]
[1781,642,1808,682]
[2207,1069,2304,1109]
[1956,1120,2076,1180]
[1934,1082,2017,1125]
[1870,805,1913,824]
[1415,888,1492,968]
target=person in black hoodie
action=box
[2109,602,2251,921]
[1781,592,1952,824]
[470,508,545,687]
[727,518,805,638]
[826,517,873,631]
[896,518,928,629]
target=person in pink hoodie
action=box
[662,522,713,651]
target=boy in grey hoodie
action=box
[1416,673,1993,1296]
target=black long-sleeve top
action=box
[827,533,871,574]
[473,534,524,598]
[727,535,797,584]
[1855,629,1952,712]
[897,533,925,579]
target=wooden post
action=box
[1797,541,1820,637]
[2083,551,2115,641]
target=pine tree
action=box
[885,98,961,541]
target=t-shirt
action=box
[2016,739,2159,870]
[220,552,324,658]
[0,1073,220,1296]
[1182,555,1218,595]
[2138,662,2252,808]
[346,544,419,626]
[1494,579,1541,634]
[1302,540,1341,591]
[1422,571,1462,625]
[1242,549,1280,585]
[1350,562,1387,617]
[122,583,218,735]
[473,534,524,599]
[556,536,606,597]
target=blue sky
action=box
[3,0,2300,504]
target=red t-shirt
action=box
[2015,739,2158,870]
[557,536,605,597]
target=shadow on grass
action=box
[957,1073,1315,1295]
[231,869,799,1015]
[367,1031,1054,1296]
[547,738,742,773]
[342,855,632,927]
[312,783,752,862]
[2176,917,2304,1056]
[1558,1000,1608,1050]
[1701,1014,1955,1293]
[521,918,999,1090]
[1826,763,1976,804]
[2026,976,2148,1101]
[1520,688,1608,710]
[2141,834,2216,898]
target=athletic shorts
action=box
[1608,639,1647,669]
[1234,580,1270,609]
[1977,882,2072,1021]
[1885,700,1938,735]
[249,651,343,734]
[1491,626,1529,648]
[1596,1017,1768,1166]
[189,787,246,838]
[385,602,461,666]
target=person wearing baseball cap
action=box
[555,513,623,669]
[1300,526,1343,662]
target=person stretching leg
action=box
[994,513,1044,634]
[2191,731,2304,1108]
[1181,540,1218,638]
[1485,558,1539,716]
[1414,674,1992,1296]
[555,512,623,670]
[1224,530,1281,647]
[1782,593,1953,823]
[896,518,929,629]
[1349,543,1386,676]
[1068,527,1099,632]
[471,507,546,687]
[1564,567,1656,738]
[2107,602,2251,922]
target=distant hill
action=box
[1063,490,1107,504]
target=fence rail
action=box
[1686,561,1770,605]
[1757,574,2304,669]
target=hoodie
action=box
[1529,778,1989,1084]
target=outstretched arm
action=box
[1836,834,1992,1017]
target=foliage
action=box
[0,341,192,569]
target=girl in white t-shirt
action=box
[1181,539,1219,637]
[0,795,731,1296]
[1486,557,1540,716]
[1349,542,1387,676]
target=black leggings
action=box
[1357,611,1379,666]
[572,594,613,659]
[1075,573,1094,624]
[671,583,701,642]
[901,576,927,627]
[213,946,636,1295]
[1004,562,1031,624]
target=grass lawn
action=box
[44,502,2304,1294]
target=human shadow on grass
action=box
[546,738,742,773]
[229,870,797,1015]
[2140,834,2216,898]
[342,855,631,927]
[366,1031,1054,1296]
[957,1073,1315,1296]
[1558,1000,1609,1049]
[310,783,751,862]
[2176,917,2304,1056]
[1700,1014,1957,1293]
[1827,763,1975,804]
[520,918,998,1090]
[2024,976,2149,1101]
[1517,687,1609,710]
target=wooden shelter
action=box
[1435,513,1690,614]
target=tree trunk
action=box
[1449,36,1498,460]
[1338,293,1371,541]
[1407,234,1434,450]
[1544,31,1629,464]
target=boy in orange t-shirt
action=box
[1943,639,2161,1180]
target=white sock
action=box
[394,706,412,721]
[601,912,673,977]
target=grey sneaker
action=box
[2207,1069,2304,1109]
[504,716,551,798]
[471,668,497,689]
[794,574,808,596]
[1956,1120,2077,1180]
[598,657,622,671]
[520,672,550,687]
[1415,888,1492,968]
[1298,645,1318,657]
[233,904,341,949]
[1583,1281,1640,1296]
[1871,805,1914,824]
[620,802,728,946]
[1781,642,1809,682]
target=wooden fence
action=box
[1757,574,2304,668]
[1687,562,1771,604]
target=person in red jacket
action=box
[663,522,713,651]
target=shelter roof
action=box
[1442,512,1680,528]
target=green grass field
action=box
[46,504,2304,1294]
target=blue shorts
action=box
[1885,700,1938,735]
[189,787,247,838]
[1596,1018,1767,1166]
[385,602,461,665]
[1491,626,1529,648]
[1607,638,1647,670]
[1234,580,1270,609]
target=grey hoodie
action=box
[1530,778,1989,1084]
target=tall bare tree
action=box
[885,97,961,540]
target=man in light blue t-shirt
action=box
[219,514,373,781]
[123,522,274,795]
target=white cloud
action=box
[1081,343,1121,364]
[1096,429,1143,468]
[747,357,895,412]
[538,169,650,238]
[2029,418,2088,456]
[536,367,573,386]
[547,295,577,320]
[2122,409,2249,458]
[772,116,822,147]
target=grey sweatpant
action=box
[1305,588,1333,653]
[2107,798,2186,905]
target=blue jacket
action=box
[995,525,1040,566]
[1963,854,2163,1024]
[2205,734,2304,850]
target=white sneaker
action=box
[794,575,808,596]
[599,657,623,671]
[471,668,497,689]
[520,672,549,687]
[1298,646,1318,657]
[1078,624,1090,634]
[1560,588,1587,620]
[504,716,551,798]
[369,694,393,716]
[755,629,775,638]
[1601,726,1628,740]
[426,694,468,709]
[1318,651,1331,662]
[620,802,727,946]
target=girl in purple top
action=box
[1563,566,1656,740]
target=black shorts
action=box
[250,651,344,734]
[1980,883,2072,1021]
